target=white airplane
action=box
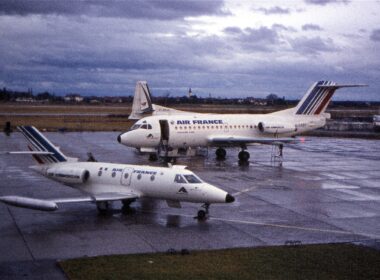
[119,81,365,162]
[0,126,234,219]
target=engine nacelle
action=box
[257,122,296,134]
[46,166,90,184]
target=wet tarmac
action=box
[0,131,380,279]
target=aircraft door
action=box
[121,167,133,186]
[159,120,170,142]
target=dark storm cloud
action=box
[255,6,290,15]
[223,26,280,51]
[290,36,339,54]
[304,0,349,5]
[370,29,380,41]
[302,24,323,31]
[0,0,227,19]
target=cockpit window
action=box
[140,124,152,130]
[184,174,202,184]
[129,124,141,131]
[174,174,187,183]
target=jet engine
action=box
[257,122,296,134]
[46,166,90,184]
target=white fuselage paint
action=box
[120,112,327,149]
[31,161,229,204]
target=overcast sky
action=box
[0,0,379,100]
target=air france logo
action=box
[176,120,223,125]
[177,187,188,194]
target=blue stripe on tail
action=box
[19,126,67,163]
[296,81,324,114]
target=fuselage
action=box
[31,161,232,204]
[119,112,327,149]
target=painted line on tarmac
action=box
[211,216,380,240]
[144,210,380,239]
[232,186,258,196]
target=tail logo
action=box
[18,126,67,164]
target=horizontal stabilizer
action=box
[318,84,368,89]
[0,151,54,155]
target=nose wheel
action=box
[215,147,226,160]
[197,203,210,220]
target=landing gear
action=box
[121,199,136,214]
[149,154,158,161]
[215,147,226,160]
[271,143,284,166]
[96,201,110,215]
[197,203,210,220]
[238,150,250,162]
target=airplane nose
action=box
[117,133,122,143]
[225,193,235,203]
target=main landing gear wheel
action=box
[197,203,210,220]
[121,199,136,214]
[149,154,158,161]
[96,201,110,215]
[215,148,227,160]
[238,150,250,162]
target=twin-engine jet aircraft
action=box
[0,126,234,219]
[119,81,365,162]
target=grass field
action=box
[59,244,380,280]
[1,103,378,133]
[0,103,278,132]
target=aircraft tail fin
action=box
[294,81,367,115]
[18,126,68,164]
[129,81,154,120]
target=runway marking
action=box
[142,210,368,237]
[233,186,258,196]
[209,216,380,240]
[337,189,380,201]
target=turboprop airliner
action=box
[119,81,365,162]
[0,126,234,219]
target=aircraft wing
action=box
[0,151,54,155]
[208,136,301,146]
[0,192,139,211]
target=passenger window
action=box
[124,173,129,179]
[150,175,155,181]
[98,171,102,176]
[184,174,202,184]
[112,172,116,177]
[137,174,142,180]
[174,174,187,183]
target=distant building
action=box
[15,97,36,103]
[64,94,83,102]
